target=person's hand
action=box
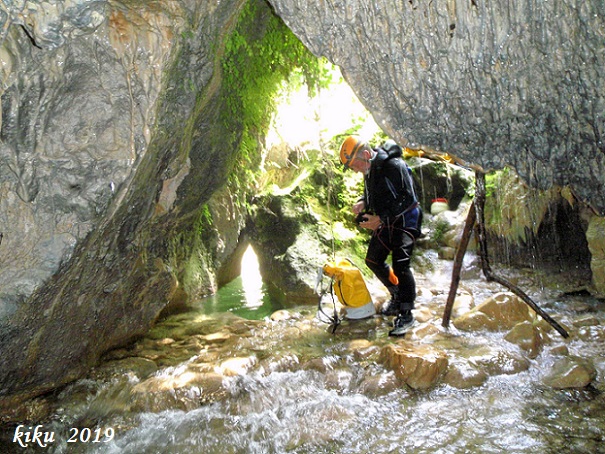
[352,201,365,215]
[359,214,382,231]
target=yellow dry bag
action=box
[322,258,375,319]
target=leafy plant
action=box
[221,0,331,191]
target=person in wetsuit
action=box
[339,136,422,336]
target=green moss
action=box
[431,218,451,245]
[483,167,556,243]
[221,0,331,193]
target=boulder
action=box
[453,292,535,332]
[504,321,545,359]
[380,343,448,390]
[248,195,330,304]
[358,372,401,397]
[451,292,475,319]
[543,356,597,389]
[443,359,488,389]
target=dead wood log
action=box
[442,201,476,328]
[441,172,569,338]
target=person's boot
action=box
[381,286,400,316]
[388,309,415,336]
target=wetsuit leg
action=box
[392,228,416,312]
[365,225,392,288]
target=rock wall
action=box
[268,0,605,215]
[0,0,250,405]
[587,216,605,295]
[2,0,605,405]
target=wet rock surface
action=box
[454,292,536,332]
[0,0,250,403]
[1,0,604,407]
[5,264,602,425]
[269,0,605,214]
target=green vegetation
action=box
[483,166,554,242]
[217,1,376,267]
[221,0,332,193]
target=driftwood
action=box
[442,172,569,339]
[442,201,476,328]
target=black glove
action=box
[355,212,369,225]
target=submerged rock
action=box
[130,371,229,412]
[453,292,535,332]
[504,321,546,359]
[358,372,401,397]
[466,345,531,376]
[2,0,604,407]
[443,359,489,389]
[543,356,597,389]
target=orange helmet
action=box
[339,136,366,169]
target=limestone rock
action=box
[453,311,497,332]
[467,346,531,376]
[271,310,294,321]
[380,343,448,390]
[358,372,401,397]
[572,315,601,328]
[576,325,605,342]
[248,195,329,304]
[438,247,456,260]
[217,356,257,377]
[130,371,228,411]
[409,322,444,342]
[453,292,535,332]
[0,0,253,406]
[270,0,605,214]
[2,0,605,407]
[504,321,544,359]
[451,292,475,319]
[543,356,597,389]
[413,306,433,323]
[586,215,605,295]
[549,345,570,356]
[443,360,488,389]
[90,357,158,381]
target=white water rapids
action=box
[3,254,604,454]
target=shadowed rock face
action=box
[268,0,605,214]
[0,0,604,404]
[0,0,249,405]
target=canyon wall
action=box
[269,0,605,215]
[1,0,604,404]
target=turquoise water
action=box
[197,246,283,320]
[197,275,283,320]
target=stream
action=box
[2,251,604,454]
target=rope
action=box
[321,140,337,260]
[315,141,343,332]
[316,278,341,334]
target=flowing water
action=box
[2,251,605,454]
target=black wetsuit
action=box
[360,142,422,313]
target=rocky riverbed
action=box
[2,254,603,453]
